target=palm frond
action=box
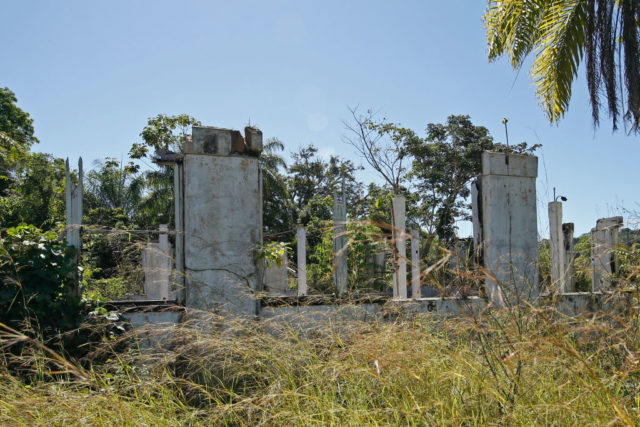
[531,0,588,122]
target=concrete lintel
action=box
[595,216,623,230]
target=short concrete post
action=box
[297,226,307,296]
[591,216,623,291]
[265,250,290,296]
[548,201,567,293]
[562,223,575,292]
[410,229,421,299]
[472,151,539,306]
[392,194,407,299]
[334,193,348,296]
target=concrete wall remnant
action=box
[179,125,263,316]
[265,250,293,296]
[591,216,623,291]
[472,151,539,306]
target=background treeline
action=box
[3,86,639,300]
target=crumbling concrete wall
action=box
[181,126,263,316]
[591,216,623,291]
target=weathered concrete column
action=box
[334,193,348,296]
[65,158,83,251]
[297,226,307,296]
[65,157,83,298]
[472,151,539,306]
[562,223,575,292]
[181,126,263,316]
[548,201,567,293]
[591,216,623,291]
[392,194,407,299]
[410,229,421,299]
[173,161,185,304]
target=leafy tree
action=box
[288,144,363,223]
[0,153,66,230]
[0,88,39,196]
[129,114,201,159]
[405,115,497,245]
[485,0,640,132]
[0,225,82,337]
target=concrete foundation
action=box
[472,152,539,306]
[180,126,263,316]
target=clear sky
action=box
[2,0,638,236]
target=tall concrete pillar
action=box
[334,193,348,296]
[180,126,263,316]
[548,201,567,293]
[591,216,623,291]
[472,152,539,306]
[392,194,407,299]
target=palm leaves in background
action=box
[485,0,640,132]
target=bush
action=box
[0,224,84,338]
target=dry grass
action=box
[1,304,640,426]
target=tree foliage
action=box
[485,0,640,132]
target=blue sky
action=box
[2,0,639,236]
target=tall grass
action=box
[1,302,639,426]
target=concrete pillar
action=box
[334,193,348,296]
[297,226,307,296]
[562,223,575,292]
[472,151,539,306]
[392,194,407,299]
[65,158,83,250]
[548,201,567,293]
[591,216,623,291]
[65,157,83,298]
[142,231,171,301]
[181,126,263,316]
[173,161,185,304]
[410,229,421,298]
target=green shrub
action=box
[0,224,83,337]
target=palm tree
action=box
[260,138,294,238]
[485,0,640,132]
